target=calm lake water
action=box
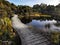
[28,19,60,32]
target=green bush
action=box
[51,32,60,44]
[0,17,16,44]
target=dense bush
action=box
[0,17,17,45]
[51,32,60,45]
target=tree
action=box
[17,5,32,15]
[33,4,40,12]
[55,4,60,16]
[40,3,47,13]
[45,5,56,18]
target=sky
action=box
[7,0,60,7]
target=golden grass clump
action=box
[0,16,16,44]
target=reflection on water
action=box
[28,19,57,28]
[28,19,60,32]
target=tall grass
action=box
[0,17,16,45]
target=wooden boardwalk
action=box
[14,27,51,45]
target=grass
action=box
[0,17,17,45]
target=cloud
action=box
[7,0,60,6]
[37,0,60,6]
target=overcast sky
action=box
[8,0,60,6]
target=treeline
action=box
[0,0,60,20]
[17,4,60,20]
[33,3,60,16]
[33,3,60,20]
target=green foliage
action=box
[0,0,5,2]
[51,32,60,44]
[0,17,16,44]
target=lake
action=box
[28,19,60,32]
